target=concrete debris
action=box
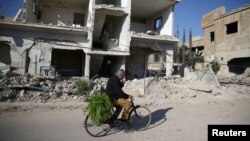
[73,96,78,100]
[196,68,220,87]
[131,31,177,41]
[96,4,115,8]
[88,75,249,107]
[19,90,25,98]
[146,30,159,35]
[87,77,108,96]
[184,68,220,87]
[212,92,221,96]
[217,74,250,86]
[0,89,16,102]
[0,73,9,86]
[0,73,88,102]
[0,71,249,106]
[95,3,125,9]
[187,81,212,93]
[40,94,51,102]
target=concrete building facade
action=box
[0,0,179,78]
[191,36,204,57]
[201,5,250,75]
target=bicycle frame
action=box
[111,98,141,121]
[130,99,141,119]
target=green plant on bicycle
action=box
[84,92,151,137]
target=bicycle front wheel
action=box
[129,106,151,131]
[84,115,110,137]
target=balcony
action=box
[131,31,178,43]
[95,0,127,8]
[21,0,90,35]
[95,0,127,16]
[0,21,89,36]
[130,0,180,45]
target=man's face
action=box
[118,74,125,80]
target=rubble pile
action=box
[87,77,192,101]
[0,73,89,102]
[95,4,124,10]
[217,74,250,86]
[1,71,250,106]
[88,77,109,95]
[131,31,176,40]
[123,77,198,100]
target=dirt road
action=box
[0,98,249,141]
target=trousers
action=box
[113,98,131,120]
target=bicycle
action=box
[84,97,151,137]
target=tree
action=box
[189,29,192,59]
[187,29,195,70]
[174,25,180,63]
[182,29,186,64]
[211,60,220,74]
[173,46,178,63]
[176,25,179,39]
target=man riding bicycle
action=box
[106,69,132,128]
[84,69,151,135]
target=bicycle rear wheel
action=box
[129,106,151,131]
[84,115,110,137]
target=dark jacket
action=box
[106,75,129,100]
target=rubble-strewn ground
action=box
[123,77,250,106]
[0,73,250,111]
[0,73,250,141]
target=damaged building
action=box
[0,0,179,79]
[201,5,250,75]
[191,36,204,57]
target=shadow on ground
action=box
[146,107,173,130]
[84,107,173,137]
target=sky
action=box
[174,0,250,41]
[0,0,249,40]
[0,0,23,17]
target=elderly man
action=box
[106,69,132,124]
